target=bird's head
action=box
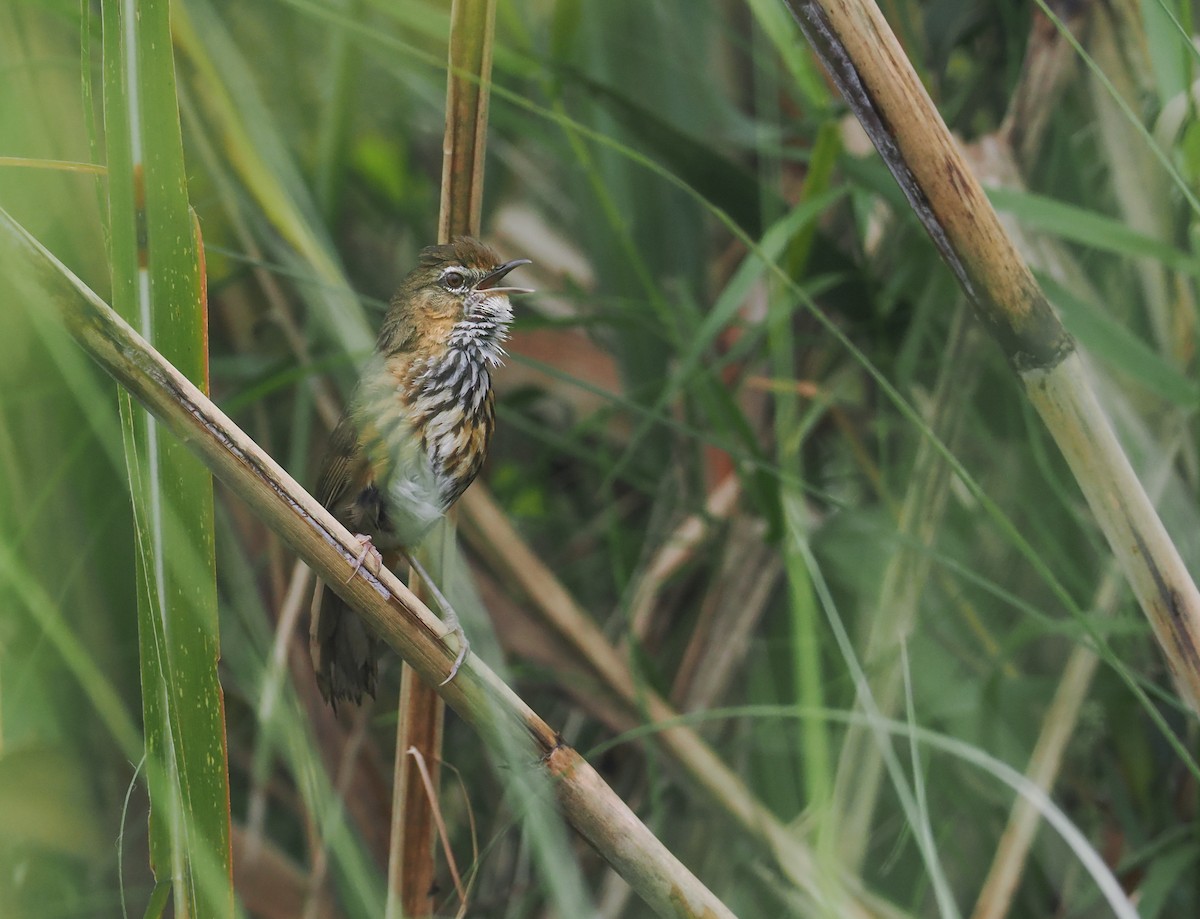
[380,237,531,355]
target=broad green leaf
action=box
[100,0,231,915]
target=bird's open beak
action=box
[476,258,533,293]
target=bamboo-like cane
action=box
[0,210,737,919]
[389,1,498,915]
[438,0,494,245]
[782,1,1200,716]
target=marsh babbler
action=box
[309,237,530,706]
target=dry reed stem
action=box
[437,0,494,245]
[388,657,444,918]
[968,578,1112,919]
[627,472,741,642]
[404,745,465,904]
[969,9,1193,911]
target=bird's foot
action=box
[403,551,471,685]
[344,534,384,583]
[440,625,469,686]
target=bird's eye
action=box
[443,270,467,291]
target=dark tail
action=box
[309,580,380,707]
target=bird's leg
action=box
[344,534,384,583]
[401,550,469,685]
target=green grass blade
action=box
[100,0,231,915]
[989,186,1200,278]
[172,0,373,360]
[1038,272,1199,407]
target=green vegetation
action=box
[2,1,1198,917]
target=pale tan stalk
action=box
[627,472,741,642]
[969,40,1189,903]
[968,575,1112,919]
[1022,352,1200,686]
[829,309,979,866]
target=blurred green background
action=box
[3,0,1200,916]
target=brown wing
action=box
[310,406,381,706]
[315,411,365,511]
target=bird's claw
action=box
[439,625,470,686]
[344,534,384,583]
[402,551,470,685]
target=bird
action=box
[309,236,530,706]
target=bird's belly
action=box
[353,350,493,549]
[367,424,446,549]
[371,412,478,549]
[380,464,445,548]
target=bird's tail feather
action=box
[309,580,380,708]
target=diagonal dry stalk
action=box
[459,487,909,919]
[782,0,1200,713]
[969,9,1194,913]
[825,1,1095,870]
[0,210,738,919]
